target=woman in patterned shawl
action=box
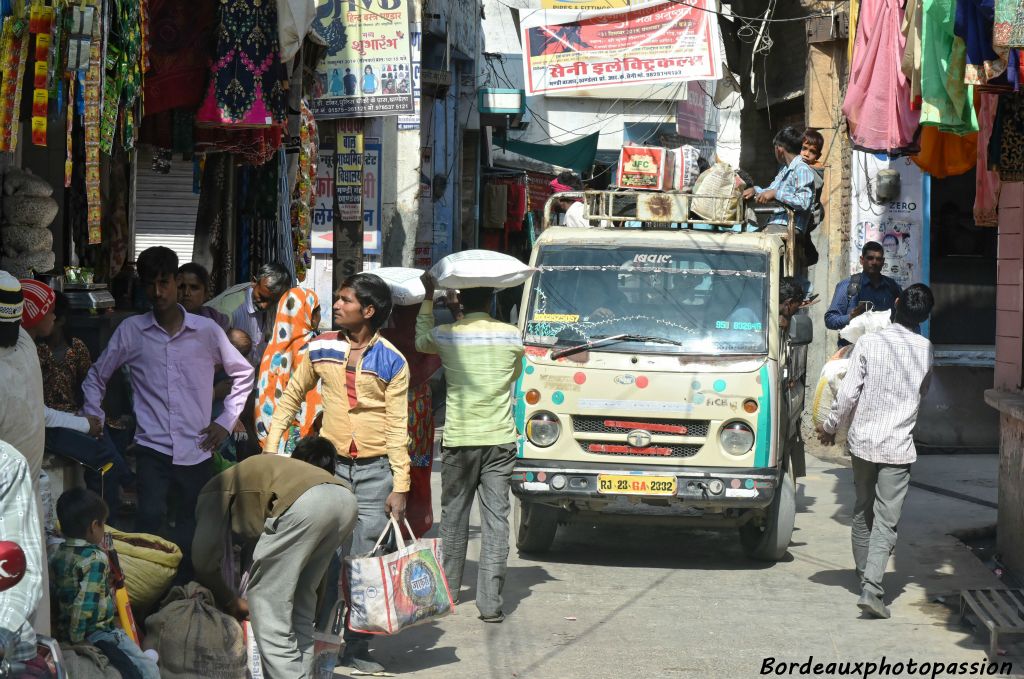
[254,287,322,454]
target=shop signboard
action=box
[849,151,930,291]
[363,142,383,254]
[312,149,336,254]
[520,0,721,96]
[311,0,415,118]
[337,127,364,222]
[541,0,630,8]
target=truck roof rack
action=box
[541,190,800,271]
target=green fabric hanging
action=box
[920,0,978,134]
[492,131,599,176]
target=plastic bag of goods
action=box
[691,162,743,222]
[374,267,431,306]
[430,250,535,289]
[106,526,182,613]
[811,348,852,430]
[838,309,891,344]
[144,582,245,679]
[672,145,702,191]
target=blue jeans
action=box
[45,426,133,511]
[87,628,160,679]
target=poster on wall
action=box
[363,142,383,254]
[308,256,334,329]
[849,151,929,290]
[520,0,722,96]
[312,150,336,254]
[336,127,364,221]
[311,0,415,117]
[398,24,421,130]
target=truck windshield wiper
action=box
[551,334,684,359]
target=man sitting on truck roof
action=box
[741,126,816,235]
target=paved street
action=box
[348,452,1023,678]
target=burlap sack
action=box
[4,168,53,197]
[1,251,55,278]
[1,224,53,256]
[691,162,743,223]
[143,582,245,679]
[3,195,59,228]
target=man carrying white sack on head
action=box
[416,268,524,624]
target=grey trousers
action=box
[317,456,394,641]
[248,484,357,679]
[440,443,517,617]
[851,455,911,599]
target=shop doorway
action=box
[133,148,201,265]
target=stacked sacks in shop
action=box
[0,168,58,277]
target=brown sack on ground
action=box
[143,582,245,679]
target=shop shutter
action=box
[133,149,200,265]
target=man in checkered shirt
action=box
[817,284,935,620]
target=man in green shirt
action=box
[417,274,524,622]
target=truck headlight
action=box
[719,421,754,455]
[526,412,561,447]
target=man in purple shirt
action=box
[82,247,254,577]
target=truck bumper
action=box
[510,460,780,510]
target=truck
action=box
[510,190,812,561]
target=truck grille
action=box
[572,416,710,438]
[578,440,702,458]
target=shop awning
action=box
[492,131,599,177]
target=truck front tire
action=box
[738,458,796,561]
[514,498,558,554]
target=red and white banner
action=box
[520,0,722,96]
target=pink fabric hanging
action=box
[974,92,1001,226]
[842,0,922,154]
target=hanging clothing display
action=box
[902,0,923,108]
[955,0,1006,85]
[143,0,217,115]
[989,93,1024,181]
[191,153,238,292]
[482,183,508,229]
[920,0,978,134]
[842,0,921,154]
[196,0,288,127]
[975,92,1001,226]
[994,0,1024,49]
[911,125,978,177]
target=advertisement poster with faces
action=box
[311,0,415,117]
[849,152,929,290]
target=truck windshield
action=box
[524,245,769,355]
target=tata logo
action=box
[626,430,653,448]
[614,375,635,385]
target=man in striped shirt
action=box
[417,274,524,623]
[818,284,935,619]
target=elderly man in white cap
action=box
[0,270,49,635]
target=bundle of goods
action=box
[430,250,535,289]
[0,168,57,277]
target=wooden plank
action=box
[964,590,1006,630]
[985,590,1024,627]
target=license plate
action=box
[597,475,677,496]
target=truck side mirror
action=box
[788,314,813,346]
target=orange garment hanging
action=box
[911,125,978,177]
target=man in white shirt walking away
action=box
[817,283,935,620]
